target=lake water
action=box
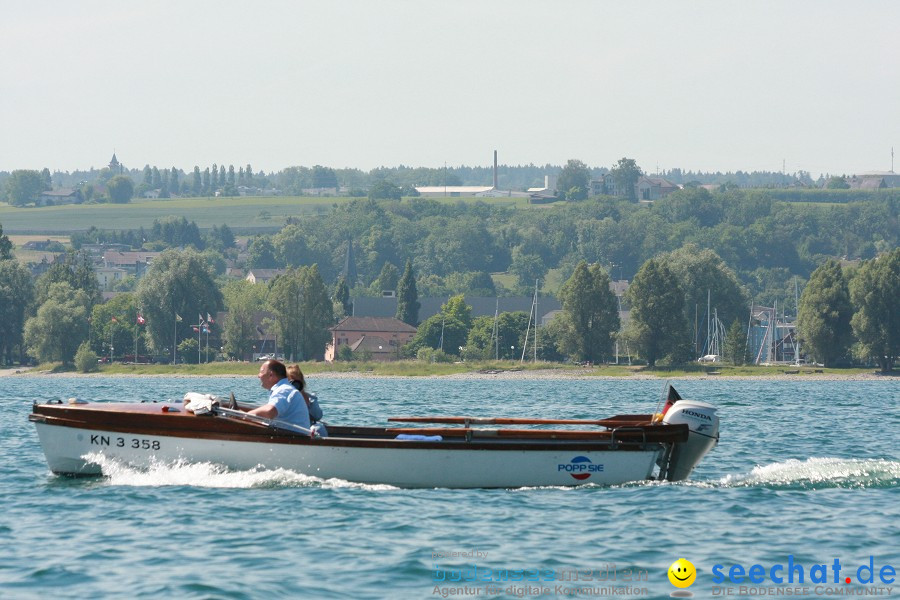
[1,376,898,599]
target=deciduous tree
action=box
[5,170,46,206]
[625,258,690,366]
[465,311,530,359]
[0,259,35,364]
[797,259,853,366]
[248,235,278,269]
[24,282,91,365]
[661,244,748,350]
[267,265,333,361]
[850,249,900,373]
[556,159,590,201]
[222,280,266,360]
[369,180,401,201]
[89,293,140,359]
[557,261,620,363]
[273,224,309,267]
[509,247,547,291]
[36,250,101,308]
[372,262,399,293]
[610,157,642,201]
[0,223,12,259]
[107,175,135,203]
[406,295,472,357]
[135,248,223,356]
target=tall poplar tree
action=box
[797,259,853,366]
[396,259,420,326]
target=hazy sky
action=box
[2,1,897,177]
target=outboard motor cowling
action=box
[662,399,719,481]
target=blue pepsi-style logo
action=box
[558,456,604,480]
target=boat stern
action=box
[660,400,720,481]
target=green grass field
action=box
[0,196,350,233]
[0,195,545,234]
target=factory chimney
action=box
[493,150,498,189]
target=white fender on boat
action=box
[662,400,720,481]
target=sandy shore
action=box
[3,366,894,381]
[0,367,34,377]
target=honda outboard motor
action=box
[662,399,719,481]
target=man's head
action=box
[258,359,287,390]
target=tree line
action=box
[1,184,898,369]
[3,155,854,206]
[3,215,896,371]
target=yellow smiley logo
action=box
[668,558,696,588]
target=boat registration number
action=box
[90,435,161,451]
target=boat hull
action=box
[30,400,675,488]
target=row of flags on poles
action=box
[109,312,214,330]
[191,313,215,334]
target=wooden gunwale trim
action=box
[387,414,656,426]
[30,413,668,452]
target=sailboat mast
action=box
[493,298,499,361]
[794,278,801,365]
[534,279,539,363]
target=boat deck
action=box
[30,401,689,452]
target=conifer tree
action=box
[334,277,351,317]
[723,319,748,366]
[191,167,202,195]
[396,259,420,326]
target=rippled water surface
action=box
[1,376,897,599]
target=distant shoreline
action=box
[4,366,895,382]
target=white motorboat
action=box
[30,385,719,488]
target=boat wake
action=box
[716,457,900,489]
[82,453,399,491]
